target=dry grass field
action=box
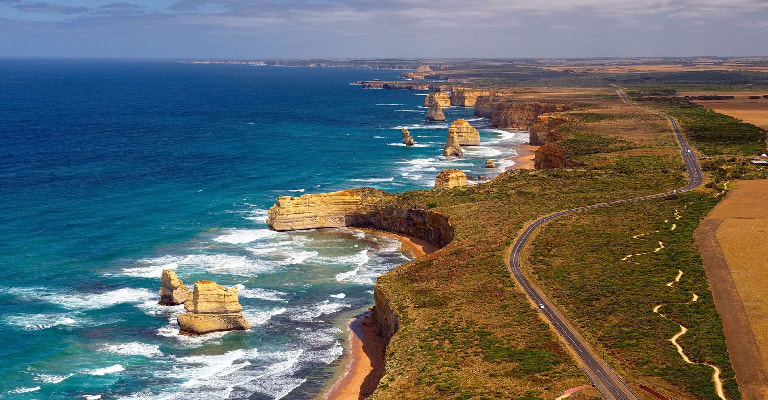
[696,180,768,400]
[680,91,768,131]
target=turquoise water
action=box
[0,60,526,399]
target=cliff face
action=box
[267,189,454,248]
[373,286,398,343]
[448,119,480,145]
[450,89,491,107]
[529,114,573,146]
[474,96,572,130]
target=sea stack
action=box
[448,119,480,145]
[423,91,451,108]
[485,159,497,168]
[158,269,189,306]
[443,131,463,157]
[426,102,446,121]
[401,128,415,146]
[177,281,251,335]
[434,169,467,189]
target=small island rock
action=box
[426,102,446,121]
[159,269,189,306]
[401,128,415,146]
[485,159,497,168]
[443,131,463,157]
[177,280,251,335]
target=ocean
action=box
[0,59,526,399]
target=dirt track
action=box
[695,180,768,400]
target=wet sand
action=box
[506,144,538,170]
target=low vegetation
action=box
[370,90,741,399]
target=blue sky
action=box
[1,0,767,59]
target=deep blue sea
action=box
[0,59,526,399]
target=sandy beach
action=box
[322,231,435,400]
[506,144,538,170]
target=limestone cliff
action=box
[267,188,454,248]
[529,114,573,146]
[448,119,480,146]
[158,269,189,306]
[434,169,467,189]
[426,102,446,121]
[372,286,398,344]
[401,128,415,146]
[474,95,572,130]
[423,91,451,108]
[534,143,581,170]
[443,131,463,157]
[450,89,491,107]
[177,281,251,335]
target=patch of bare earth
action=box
[695,179,768,400]
[680,91,768,131]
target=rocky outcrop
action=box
[443,131,463,157]
[177,281,251,335]
[434,169,467,189]
[450,89,491,107]
[267,189,454,248]
[448,119,480,146]
[529,114,573,146]
[534,143,579,169]
[485,159,497,168]
[424,91,451,108]
[401,128,415,146]
[372,286,398,344]
[426,102,446,121]
[159,269,189,306]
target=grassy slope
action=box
[366,91,752,399]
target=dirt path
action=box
[695,180,768,400]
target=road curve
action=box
[507,90,703,400]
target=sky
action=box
[1,0,767,59]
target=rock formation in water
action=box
[434,169,467,189]
[424,91,452,108]
[401,128,415,146]
[485,159,497,168]
[443,131,464,157]
[177,281,251,335]
[448,119,480,146]
[426,102,446,121]
[158,269,189,306]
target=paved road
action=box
[507,90,704,400]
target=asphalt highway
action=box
[507,90,704,400]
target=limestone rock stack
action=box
[401,128,415,146]
[434,169,467,189]
[423,91,451,108]
[485,159,497,168]
[267,189,383,231]
[158,269,189,306]
[177,281,251,335]
[443,131,463,157]
[426,102,446,121]
[448,119,480,146]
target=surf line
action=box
[642,215,726,400]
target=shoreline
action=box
[323,230,436,400]
[506,144,538,171]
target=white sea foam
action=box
[394,109,424,113]
[464,146,503,158]
[335,266,360,282]
[290,300,348,322]
[213,228,276,244]
[375,103,404,106]
[100,342,162,358]
[4,313,79,331]
[329,293,346,299]
[245,208,269,224]
[349,177,395,183]
[7,386,41,394]
[35,373,73,384]
[235,285,288,301]
[6,286,155,311]
[387,142,431,148]
[139,253,277,276]
[88,364,125,376]
[392,123,449,130]
[83,395,102,400]
[243,307,287,325]
[287,188,305,193]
